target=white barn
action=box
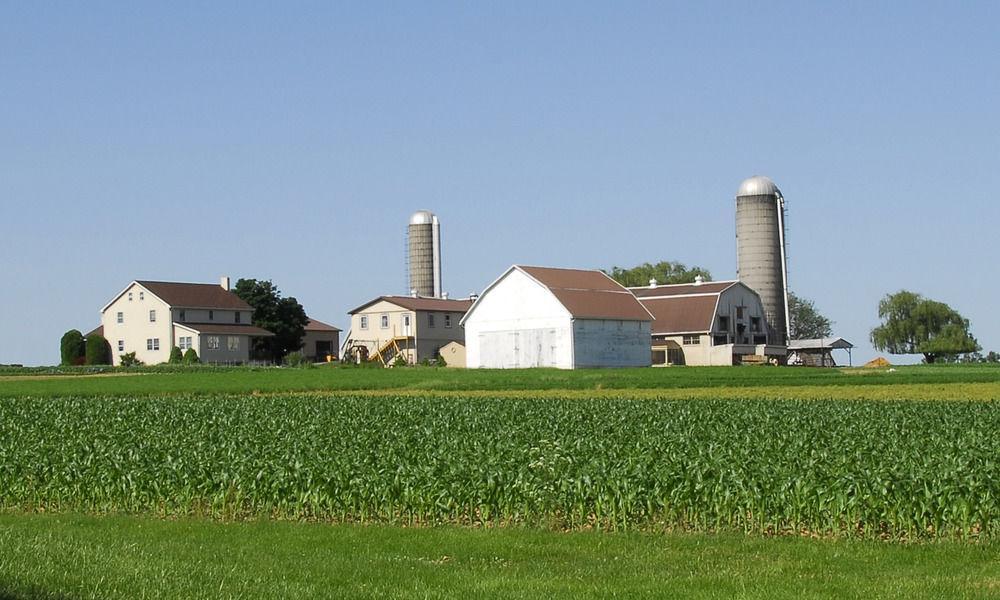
[462,265,653,369]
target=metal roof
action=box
[737,175,781,197]
[787,337,854,350]
[409,210,436,225]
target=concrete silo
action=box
[407,210,442,298]
[735,176,789,346]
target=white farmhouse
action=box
[631,279,786,366]
[343,295,473,365]
[99,277,273,365]
[462,265,653,369]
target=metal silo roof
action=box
[737,175,781,197]
[409,210,436,225]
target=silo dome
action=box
[410,210,436,225]
[737,175,781,197]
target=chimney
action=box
[441,292,449,300]
[410,289,418,298]
[220,276,231,290]
[649,278,657,288]
[694,275,704,286]
[469,293,479,301]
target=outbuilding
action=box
[462,265,653,369]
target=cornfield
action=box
[1,395,997,538]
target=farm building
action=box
[300,318,341,362]
[98,277,273,365]
[787,337,854,367]
[631,278,785,366]
[462,265,653,369]
[343,295,472,365]
[438,341,466,368]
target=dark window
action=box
[718,316,730,331]
[209,310,214,321]
[736,306,745,319]
[751,317,761,332]
[713,335,729,346]
[179,310,186,322]
[235,312,241,324]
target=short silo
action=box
[408,210,442,297]
[735,176,789,346]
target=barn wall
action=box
[464,269,573,368]
[572,319,652,368]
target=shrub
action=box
[393,354,408,368]
[169,346,184,364]
[283,352,306,367]
[85,335,112,366]
[182,348,199,364]
[60,330,86,366]
[119,352,144,367]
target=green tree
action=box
[60,329,86,366]
[870,290,979,364]
[788,292,833,340]
[605,261,712,287]
[182,348,199,364]
[84,334,112,365]
[233,278,309,363]
[169,346,184,364]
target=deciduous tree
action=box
[788,292,833,340]
[606,261,711,287]
[870,290,979,364]
[233,278,309,363]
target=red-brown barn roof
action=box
[348,296,474,315]
[518,266,652,321]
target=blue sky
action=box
[2,2,997,366]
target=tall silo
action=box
[408,210,442,297]
[735,176,789,345]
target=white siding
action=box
[464,269,573,369]
[100,283,172,365]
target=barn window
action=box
[683,335,700,345]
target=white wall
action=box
[464,269,573,368]
[101,283,172,365]
[573,319,652,368]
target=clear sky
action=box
[2,2,997,366]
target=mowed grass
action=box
[1,513,998,600]
[1,363,998,398]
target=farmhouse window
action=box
[444,314,452,328]
[360,316,369,330]
[207,336,220,350]
[128,292,133,301]
[428,314,436,328]
[228,336,240,351]
[235,312,241,324]
[118,340,124,352]
[380,314,389,329]
[149,310,156,322]
[209,310,214,321]
[179,310,186,322]
[117,312,123,324]
[683,335,700,345]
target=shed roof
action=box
[632,280,756,335]
[304,318,341,332]
[788,337,854,351]
[348,295,474,315]
[629,280,736,298]
[174,322,274,337]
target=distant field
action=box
[0,363,998,397]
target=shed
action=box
[787,337,854,367]
[462,265,653,369]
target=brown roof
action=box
[640,296,719,334]
[629,281,736,298]
[136,281,253,310]
[349,296,474,315]
[305,318,341,332]
[175,322,274,337]
[518,266,652,321]
[85,325,104,338]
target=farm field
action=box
[1,364,998,598]
[2,513,998,600]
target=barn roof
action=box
[102,280,253,313]
[632,280,758,335]
[463,265,653,324]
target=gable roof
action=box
[788,337,854,351]
[102,280,252,313]
[463,265,653,324]
[137,281,252,310]
[304,318,341,332]
[348,295,474,315]
[633,281,757,335]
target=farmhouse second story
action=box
[100,277,270,365]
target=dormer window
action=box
[179,310,186,322]
[209,310,214,321]
[235,312,241,324]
